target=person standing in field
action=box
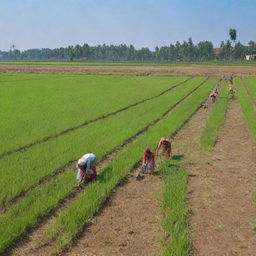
[230,75,234,85]
[76,153,97,186]
[136,148,155,180]
[156,137,172,159]
[228,80,235,99]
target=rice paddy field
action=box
[1,72,256,256]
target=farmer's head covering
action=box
[144,148,152,156]
[78,158,86,167]
[160,137,167,143]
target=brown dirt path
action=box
[64,172,163,256]
[187,100,256,255]
[7,163,164,256]
[1,64,256,77]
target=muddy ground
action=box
[1,64,256,77]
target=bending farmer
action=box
[76,153,97,186]
[156,137,172,159]
[209,92,217,103]
[228,83,235,98]
[136,148,155,179]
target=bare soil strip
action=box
[188,101,256,255]
[0,77,192,160]
[64,171,163,256]
[9,172,163,256]
[1,64,256,77]
[5,79,209,256]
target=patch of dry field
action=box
[1,64,256,76]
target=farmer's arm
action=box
[142,153,146,165]
[77,168,86,186]
[156,141,161,153]
[167,143,172,157]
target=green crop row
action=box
[244,77,256,100]
[0,74,186,155]
[43,78,217,254]
[236,78,256,138]
[160,159,190,256]
[0,77,204,209]
[200,81,229,148]
[0,78,217,253]
[0,72,76,82]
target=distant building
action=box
[245,51,256,61]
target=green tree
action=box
[219,40,232,60]
[248,40,256,54]
[137,47,152,61]
[197,41,214,60]
[158,46,169,61]
[233,42,246,59]
[229,28,237,47]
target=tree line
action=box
[1,29,256,62]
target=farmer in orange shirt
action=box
[156,137,172,159]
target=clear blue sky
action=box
[1,0,255,51]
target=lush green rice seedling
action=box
[236,78,256,138]
[0,74,187,155]
[160,159,190,256]
[0,78,217,253]
[0,77,205,209]
[244,77,256,101]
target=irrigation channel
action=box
[3,78,215,255]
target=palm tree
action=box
[10,44,15,51]
[229,29,237,47]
